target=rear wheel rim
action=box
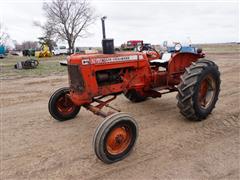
[198,75,216,109]
[56,95,75,115]
[106,124,132,155]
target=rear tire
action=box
[48,87,80,121]
[124,89,147,102]
[93,112,138,164]
[177,59,221,121]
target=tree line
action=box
[1,0,97,53]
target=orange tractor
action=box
[48,18,221,163]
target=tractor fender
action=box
[167,52,203,85]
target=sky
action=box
[0,0,239,47]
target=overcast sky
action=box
[0,0,239,47]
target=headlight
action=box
[175,43,182,51]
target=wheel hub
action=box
[198,75,216,109]
[106,126,131,155]
[56,95,75,115]
[116,134,125,144]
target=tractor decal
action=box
[82,59,90,65]
[87,55,143,65]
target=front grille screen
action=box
[68,64,85,92]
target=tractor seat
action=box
[150,53,172,66]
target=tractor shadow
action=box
[119,94,197,124]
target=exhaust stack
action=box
[101,16,114,54]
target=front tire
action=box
[177,59,221,121]
[93,112,138,164]
[48,87,80,121]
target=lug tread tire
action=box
[177,59,221,121]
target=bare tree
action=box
[38,0,96,53]
[38,37,57,52]
[21,41,39,50]
[14,41,39,51]
[0,23,10,46]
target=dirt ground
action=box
[1,48,240,179]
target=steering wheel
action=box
[136,44,161,58]
[136,45,143,52]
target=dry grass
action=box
[197,43,239,53]
[0,55,67,79]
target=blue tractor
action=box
[167,44,198,53]
[0,45,6,58]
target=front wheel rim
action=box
[198,75,217,109]
[56,95,75,115]
[106,124,132,155]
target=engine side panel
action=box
[68,52,152,105]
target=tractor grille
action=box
[68,64,85,92]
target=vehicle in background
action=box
[167,45,197,53]
[0,45,6,58]
[121,40,143,51]
[22,49,36,56]
[35,44,52,58]
[162,41,197,53]
[52,46,68,55]
[127,40,143,47]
